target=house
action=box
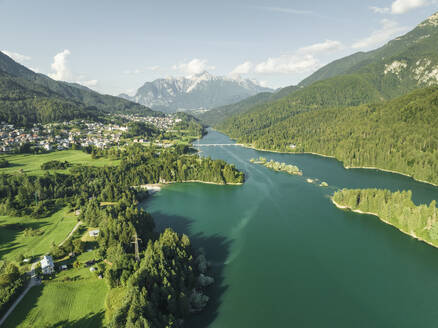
[89,229,100,237]
[41,255,55,274]
[61,264,68,270]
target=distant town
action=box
[0,113,183,153]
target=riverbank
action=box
[344,166,438,188]
[137,180,243,192]
[331,198,438,250]
[235,141,437,187]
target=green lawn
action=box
[0,207,78,261]
[2,278,108,328]
[0,150,119,176]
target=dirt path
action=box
[0,262,41,326]
[58,221,82,247]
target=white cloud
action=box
[172,58,215,76]
[391,0,428,14]
[255,54,319,74]
[370,0,429,14]
[48,49,98,89]
[2,50,31,63]
[298,40,343,54]
[230,61,253,76]
[370,6,391,14]
[49,49,72,81]
[352,19,408,49]
[230,39,342,76]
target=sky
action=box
[1,0,438,95]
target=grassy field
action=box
[2,278,108,327]
[3,247,107,327]
[0,207,78,262]
[0,150,119,176]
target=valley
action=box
[1,4,438,328]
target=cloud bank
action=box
[371,0,429,14]
[173,58,215,76]
[352,19,407,49]
[49,49,98,89]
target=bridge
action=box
[193,143,242,147]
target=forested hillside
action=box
[217,12,438,139]
[0,70,98,125]
[222,87,438,185]
[0,51,155,125]
[218,74,383,139]
[197,92,273,126]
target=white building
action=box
[41,255,55,274]
[89,229,100,237]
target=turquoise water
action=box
[143,129,438,328]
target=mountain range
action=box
[119,72,273,113]
[200,11,438,127]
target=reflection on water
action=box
[143,129,438,328]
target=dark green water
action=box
[142,129,438,328]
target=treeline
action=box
[172,112,206,137]
[333,188,438,246]
[0,71,99,126]
[0,145,244,218]
[0,143,241,325]
[41,160,70,170]
[220,87,438,185]
[0,261,27,317]
[108,228,208,327]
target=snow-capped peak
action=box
[119,72,273,113]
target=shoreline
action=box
[331,198,438,250]
[235,142,437,187]
[344,165,438,188]
[164,180,243,186]
[136,180,243,191]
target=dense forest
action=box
[220,87,438,185]
[0,51,155,125]
[0,144,243,326]
[333,188,438,247]
[0,261,27,317]
[0,70,99,126]
[0,145,244,218]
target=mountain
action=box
[0,51,155,125]
[119,71,273,113]
[237,86,438,185]
[218,11,438,139]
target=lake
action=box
[142,129,438,328]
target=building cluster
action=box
[0,114,183,153]
[117,113,182,130]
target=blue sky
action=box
[1,0,437,95]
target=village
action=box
[0,113,183,153]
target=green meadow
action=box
[0,207,78,262]
[2,278,108,328]
[0,150,119,176]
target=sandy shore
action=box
[331,198,438,250]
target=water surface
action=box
[143,129,438,328]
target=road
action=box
[58,220,82,247]
[0,262,41,327]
